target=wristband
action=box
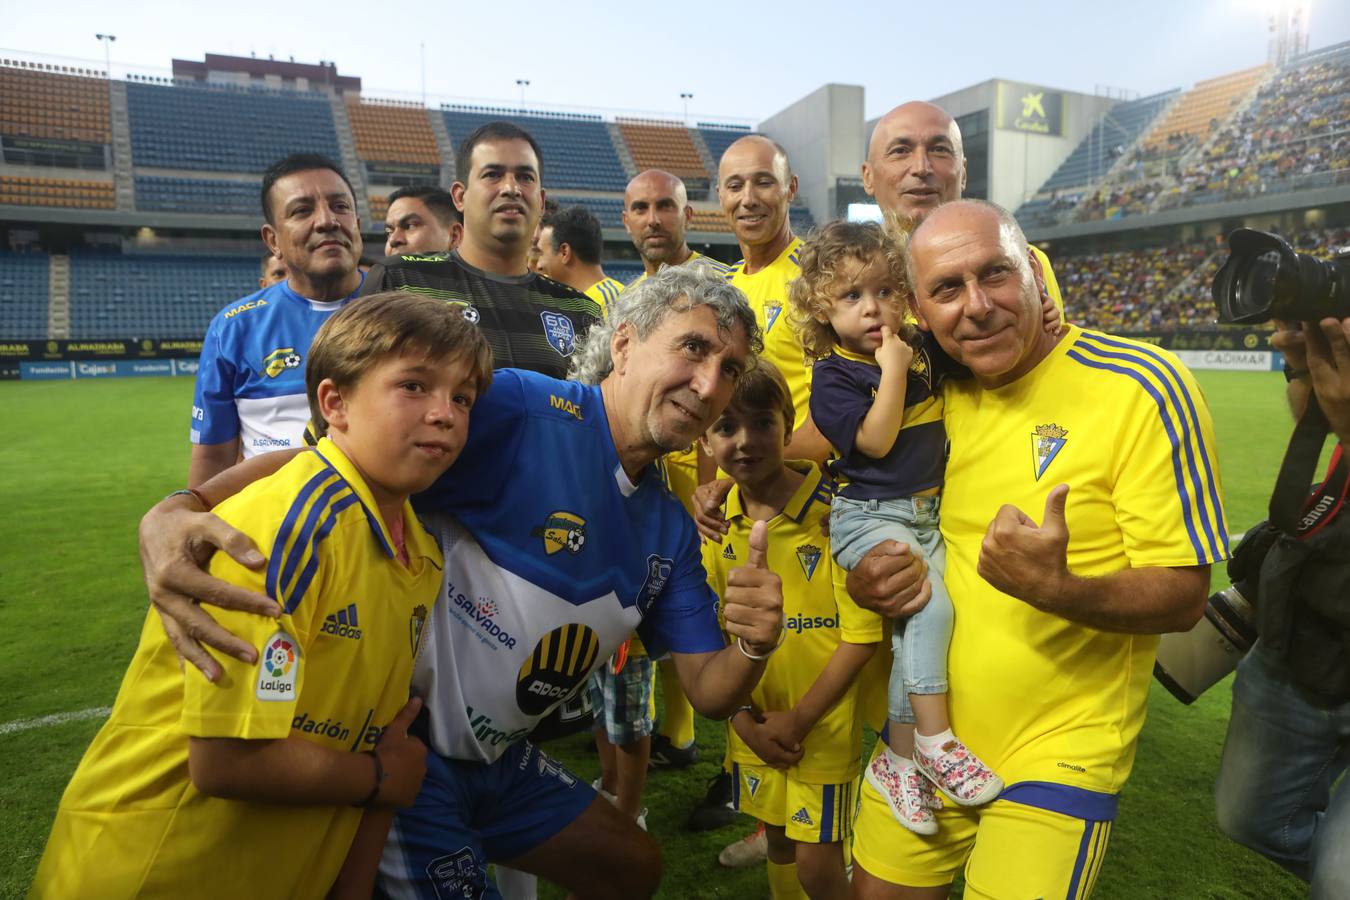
[729,704,755,722]
[355,750,385,807]
[736,627,786,662]
[165,488,212,511]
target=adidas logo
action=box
[322,603,362,640]
[722,544,736,560]
[790,806,814,827]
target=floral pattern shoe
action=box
[913,736,1003,806]
[866,751,941,835]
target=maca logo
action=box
[549,394,583,420]
[785,614,838,633]
[448,581,517,650]
[223,298,267,319]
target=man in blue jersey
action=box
[141,267,785,898]
[189,153,365,487]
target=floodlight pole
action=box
[680,92,693,126]
[516,79,530,108]
[95,33,116,78]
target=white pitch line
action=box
[0,706,111,737]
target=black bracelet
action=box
[1283,363,1310,383]
[355,750,385,807]
[164,488,211,510]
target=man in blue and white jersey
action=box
[188,154,365,487]
[144,266,785,899]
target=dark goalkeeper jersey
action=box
[364,251,602,380]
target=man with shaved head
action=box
[864,101,1064,308]
[624,169,729,283]
[847,200,1224,898]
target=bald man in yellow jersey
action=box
[863,101,1063,314]
[846,200,1224,899]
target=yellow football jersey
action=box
[631,250,731,286]
[583,276,625,315]
[727,238,812,425]
[939,326,1227,798]
[31,439,442,899]
[702,462,883,783]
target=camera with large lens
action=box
[1154,524,1274,704]
[1211,228,1350,325]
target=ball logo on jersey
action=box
[540,311,576,357]
[1032,423,1069,481]
[516,623,600,715]
[257,630,299,701]
[262,347,302,378]
[531,511,587,555]
[635,553,673,616]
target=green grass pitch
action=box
[0,371,1312,898]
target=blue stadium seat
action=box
[442,106,626,191]
[135,176,262,216]
[1035,91,1178,195]
[126,82,340,174]
[67,253,260,339]
[789,206,815,233]
[604,262,644,285]
[552,195,625,229]
[0,252,50,339]
[697,124,754,168]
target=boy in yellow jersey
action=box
[30,292,494,900]
[700,361,881,900]
[848,201,1222,899]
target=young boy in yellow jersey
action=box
[700,361,881,900]
[30,292,493,900]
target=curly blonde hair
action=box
[788,220,911,360]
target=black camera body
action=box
[1211,228,1350,325]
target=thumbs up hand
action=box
[977,484,1071,609]
[723,520,785,658]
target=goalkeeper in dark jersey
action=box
[365,122,601,382]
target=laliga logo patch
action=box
[1032,423,1068,481]
[409,604,428,656]
[540,311,576,357]
[257,630,299,701]
[262,347,302,378]
[635,554,673,616]
[796,544,821,581]
[763,303,782,334]
[516,623,600,715]
[531,511,586,555]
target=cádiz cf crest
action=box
[1031,423,1068,481]
[796,544,821,580]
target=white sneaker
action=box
[718,821,768,868]
[866,751,940,835]
[590,777,617,806]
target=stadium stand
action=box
[67,253,259,338]
[125,82,341,173]
[1141,66,1266,152]
[604,262,644,284]
[1160,46,1350,210]
[1035,90,1177,196]
[135,176,260,215]
[0,176,115,210]
[697,124,754,169]
[348,100,440,166]
[368,194,390,222]
[688,209,733,233]
[617,119,710,184]
[0,64,111,145]
[441,105,627,191]
[0,252,50,339]
[789,206,816,233]
[552,195,625,229]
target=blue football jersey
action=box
[411,369,724,762]
[191,277,363,456]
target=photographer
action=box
[1214,314,1350,898]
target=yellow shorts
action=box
[731,762,856,844]
[853,759,1115,898]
